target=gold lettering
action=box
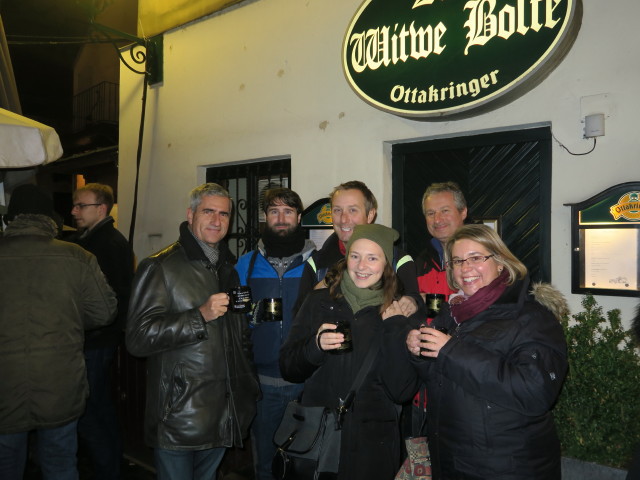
[349,22,446,73]
[388,70,500,105]
[464,0,564,54]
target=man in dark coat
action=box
[70,183,135,480]
[126,183,260,480]
[0,184,117,480]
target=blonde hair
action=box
[445,224,527,290]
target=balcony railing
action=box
[72,81,119,133]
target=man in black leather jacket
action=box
[126,183,260,480]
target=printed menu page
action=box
[584,228,638,290]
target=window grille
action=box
[206,158,291,258]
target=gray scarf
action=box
[189,228,219,266]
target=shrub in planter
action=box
[555,295,640,469]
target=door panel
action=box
[393,127,551,283]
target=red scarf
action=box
[449,270,509,323]
[338,240,346,256]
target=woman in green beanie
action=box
[280,224,422,480]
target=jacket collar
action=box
[471,275,529,320]
[178,221,236,265]
[4,214,58,238]
[257,238,316,262]
[79,216,114,240]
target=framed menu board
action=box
[565,182,640,297]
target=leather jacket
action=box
[126,222,260,450]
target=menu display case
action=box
[566,182,640,297]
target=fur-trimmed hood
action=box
[530,282,570,322]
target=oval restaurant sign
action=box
[342,0,582,118]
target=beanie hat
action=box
[346,224,399,264]
[6,184,55,222]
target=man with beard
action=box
[235,187,316,480]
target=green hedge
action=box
[555,295,640,468]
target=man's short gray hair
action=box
[189,183,232,211]
[421,181,467,216]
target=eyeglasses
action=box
[446,254,495,269]
[71,203,102,210]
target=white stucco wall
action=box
[119,0,640,323]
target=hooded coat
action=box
[390,276,568,480]
[0,215,117,433]
[126,222,260,450]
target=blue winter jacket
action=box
[235,241,315,378]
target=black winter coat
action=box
[72,216,135,349]
[280,288,421,480]
[126,222,260,450]
[406,277,568,480]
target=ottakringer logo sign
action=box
[610,192,640,222]
[342,0,582,118]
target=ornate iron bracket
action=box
[90,22,163,85]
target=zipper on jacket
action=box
[279,275,284,340]
[453,322,463,337]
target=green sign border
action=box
[342,0,583,119]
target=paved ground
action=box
[23,451,253,479]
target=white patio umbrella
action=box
[0,107,63,168]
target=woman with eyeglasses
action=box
[393,223,569,480]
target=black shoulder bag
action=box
[272,344,379,480]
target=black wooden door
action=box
[392,126,552,283]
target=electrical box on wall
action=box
[584,113,605,138]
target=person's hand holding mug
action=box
[199,293,230,322]
[316,322,352,353]
[316,323,342,351]
[418,324,451,358]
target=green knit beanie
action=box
[346,224,399,263]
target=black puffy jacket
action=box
[410,277,568,480]
[281,288,421,480]
[126,222,260,450]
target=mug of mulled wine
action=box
[228,286,253,314]
[258,298,283,322]
[425,293,446,318]
[321,320,353,354]
[419,324,449,354]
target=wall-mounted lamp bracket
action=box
[90,22,163,85]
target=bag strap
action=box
[337,341,380,423]
[246,249,260,288]
[350,342,379,393]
